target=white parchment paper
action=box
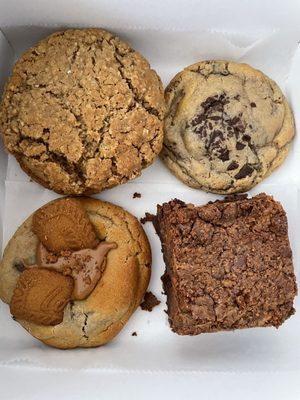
[0,27,300,371]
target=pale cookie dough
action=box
[0,198,151,349]
[0,28,165,195]
[162,60,295,194]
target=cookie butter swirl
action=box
[26,242,117,300]
[28,198,117,301]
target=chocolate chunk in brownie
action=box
[155,193,297,335]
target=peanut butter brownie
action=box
[155,194,297,335]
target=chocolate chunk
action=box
[219,148,230,161]
[131,332,137,336]
[250,102,257,108]
[189,95,250,161]
[227,161,239,171]
[191,113,206,126]
[236,142,246,150]
[235,164,254,179]
[13,260,26,272]
[133,192,141,199]
[210,130,224,143]
[229,116,240,125]
[242,134,251,142]
[235,123,245,133]
[140,291,161,311]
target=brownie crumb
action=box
[133,192,142,199]
[223,193,248,202]
[131,331,137,336]
[140,291,161,311]
[140,212,156,224]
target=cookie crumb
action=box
[13,260,26,273]
[140,291,160,311]
[131,331,137,336]
[133,192,141,199]
[140,212,156,224]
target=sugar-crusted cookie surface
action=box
[0,28,165,195]
[162,60,295,194]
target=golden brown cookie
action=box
[0,28,165,195]
[162,60,295,194]
[32,198,98,252]
[0,197,151,349]
[10,268,73,326]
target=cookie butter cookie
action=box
[0,198,151,349]
[0,29,165,195]
[162,60,295,194]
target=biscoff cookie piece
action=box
[32,198,98,253]
[0,28,165,195]
[162,60,295,194]
[10,268,73,326]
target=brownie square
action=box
[156,194,297,335]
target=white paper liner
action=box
[0,27,299,371]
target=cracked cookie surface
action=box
[162,60,295,194]
[0,28,165,195]
[0,197,151,349]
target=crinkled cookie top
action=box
[0,28,165,194]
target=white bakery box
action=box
[0,0,300,396]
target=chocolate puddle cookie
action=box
[0,198,151,348]
[155,194,297,335]
[0,28,165,195]
[162,60,295,193]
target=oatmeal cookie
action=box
[0,29,165,194]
